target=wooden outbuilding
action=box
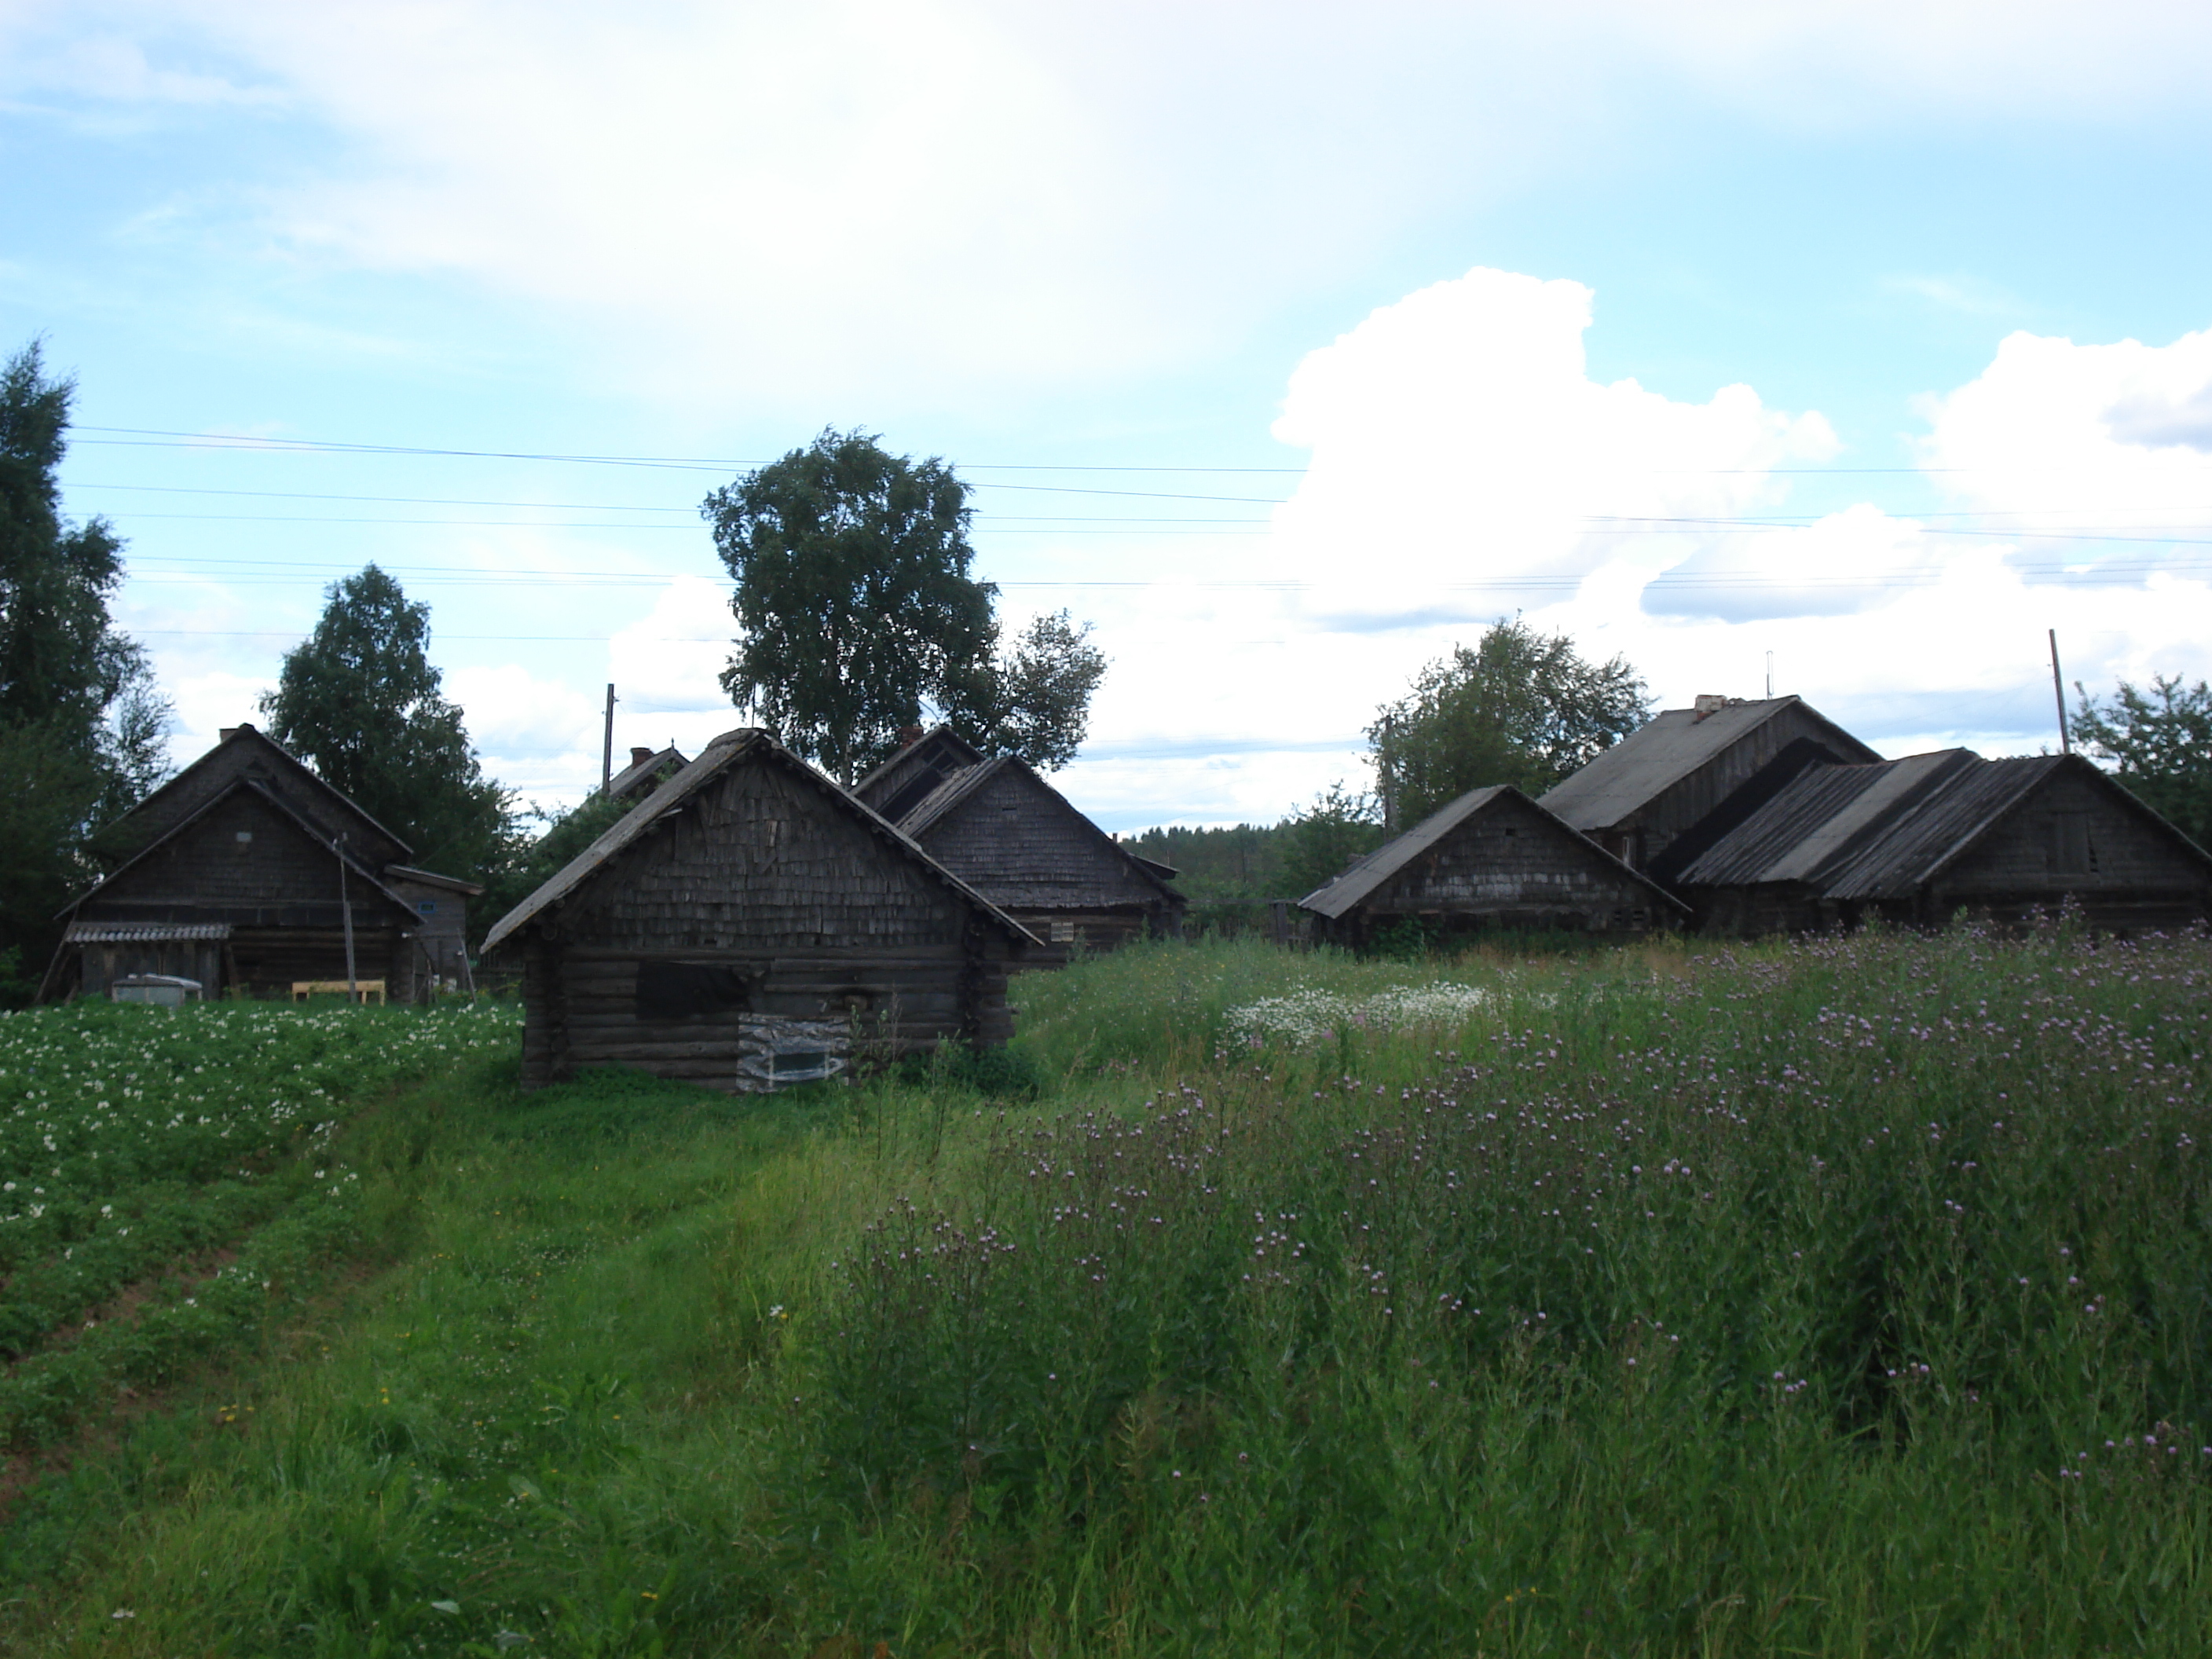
[42,724,482,1002]
[1537,694,1879,877]
[1675,750,2212,936]
[483,728,1035,1092]
[854,726,1185,959]
[1298,784,1687,948]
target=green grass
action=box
[3,928,2210,1655]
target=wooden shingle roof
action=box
[1299,784,1685,920]
[482,728,1037,954]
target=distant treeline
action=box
[1124,789,1390,917]
[1121,822,1289,906]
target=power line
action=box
[65,478,2212,520]
[88,423,2200,479]
[72,427,1314,473]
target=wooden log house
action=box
[1299,784,1686,947]
[1673,750,2212,937]
[41,724,482,1002]
[854,727,1185,960]
[483,728,1035,1092]
[1536,694,1880,877]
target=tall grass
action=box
[798,925,2212,1654]
[5,927,2210,1655]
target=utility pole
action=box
[338,833,357,1001]
[2048,630,2071,754]
[601,683,617,793]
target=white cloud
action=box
[1055,267,2212,827]
[1921,324,2212,524]
[18,1,2212,412]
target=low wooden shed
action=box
[42,724,475,1002]
[1298,785,1687,948]
[1675,751,2212,936]
[855,727,1185,960]
[483,728,1036,1092]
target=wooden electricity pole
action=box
[602,683,617,792]
[2049,630,2071,754]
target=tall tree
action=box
[0,339,171,999]
[1368,617,1650,824]
[2071,674,2212,848]
[943,610,1108,772]
[258,565,510,877]
[705,430,1104,782]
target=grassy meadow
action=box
[1,925,2209,1655]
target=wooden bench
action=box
[290,980,386,1005]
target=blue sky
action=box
[6,2,2212,828]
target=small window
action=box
[234,831,253,845]
[635,960,753,1018]
[416,899,438,916]
[1049,920,1077,943]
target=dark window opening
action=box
[635,959,754,1019]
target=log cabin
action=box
[855,726,1185,960]
[41,723,481,1001]
[1537,694,1880,877]
[1674,750,2212,936]
[483,727,1035,1091]
[1299,784,1687,948]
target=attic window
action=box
[234,831,252,845]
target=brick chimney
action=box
[896,724,926,750]
[630,745,654,767]
[1690,694,1729,721]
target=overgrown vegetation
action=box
[5,928,2211,1655]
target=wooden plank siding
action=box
[1926,764,2212,933]
[1302,786,1685,947]
[64,786,420,999]
[1678,753,2212,938]
[897,760,1185,961]
[490,729,1031,1092]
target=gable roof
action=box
[851,725,988,822]
[1299,784,1686,921]
[482,727,1038,954]
[1672,749,1983,889]
[1678,751,2212,900]
[891,753,1185,905]
[110,723,413,863]
[1537,697,1879,833]
[67,775,419,924]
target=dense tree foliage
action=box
[258,565,510,879]
[705,430,1104,782]
[0,340,170,1000]
[1368,617,1650,823]
[1277,782,1390,899]
[2071,673,2212,848]
[944,610,1108,774]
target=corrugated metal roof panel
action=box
[1675,750,1983,888]
[1818,755,2063,899]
